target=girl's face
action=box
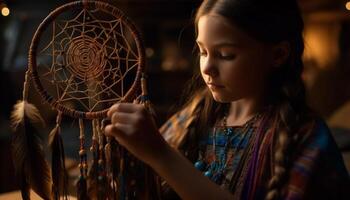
[197,14,276,103]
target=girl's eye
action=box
[219,53,236,60]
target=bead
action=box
[98,176,103,181]
[204,171,212,178]
[79,149,86,156]
[212,172,224,184]
[83,163,88,169]
[194,161,206,171]
[226,128,233,136]
[130,179,136,186]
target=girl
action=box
[105,0,350,199]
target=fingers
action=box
[108,103,141,118]
[105,123,132,140]
[110,112,134,125]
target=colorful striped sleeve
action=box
[285,120,350,200]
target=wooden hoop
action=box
[28,1,145,119]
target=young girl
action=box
[105,0,350,199]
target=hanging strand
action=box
[87,119,99,199]
[103,119,118,200]
[77,118,88,200]
[49,111,68,200]
[96,120,108,200]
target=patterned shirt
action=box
[159,96,350,199]
[199,125,256,190]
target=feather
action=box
[48,120,68,200]
[11,101,52,200]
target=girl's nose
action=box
[201,56,218,77]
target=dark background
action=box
[0,0,350,196]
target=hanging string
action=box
[49,111,68,200]
[87,119,99,198]
[95,120,108,200]
[103,119,118,200]
[77,118,88,200]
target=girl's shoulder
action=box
[296,117,340,154]
[288,118,350,199]
[290,116,345,165]
[284,117,350,199]
[159,92,204,148]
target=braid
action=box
[266,33,308,199]
[266,104,295,200]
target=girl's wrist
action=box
[147,139,176,170]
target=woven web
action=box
[36,6,140,113]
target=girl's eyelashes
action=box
[198,51,236,60]
[218,53,236,60]
[197,46,236,60]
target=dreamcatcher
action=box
[11,1,159,199]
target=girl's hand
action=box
[105,104,234,200]
[104,103,169,166]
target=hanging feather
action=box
[11,100,52,200]
[48,112,68,200]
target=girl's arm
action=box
[105,103,234,200]
[150,140,234,200]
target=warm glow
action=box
[304,23,341,69]
[346,2,350,11]
[1,7,10,16]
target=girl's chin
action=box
[211,93,233,103]
[211,91,241,103]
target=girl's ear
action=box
[272,41,290,68]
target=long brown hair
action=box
[180,0,312,199]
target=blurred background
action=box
[0,0,349,198]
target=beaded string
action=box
[97,120,106,182]
[77,118,88,200]
[79,119,88,180]
[103,119,117,199]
